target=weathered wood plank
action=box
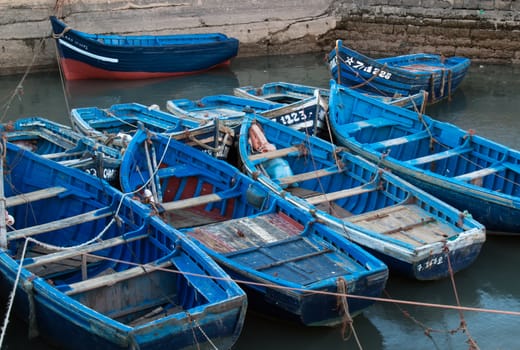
[187,213,302,253]
[406,147,472,166]
[7,207,113,241]
[24,233,148,268]
[278,166,342,185]
[65,261,172,296]
[370,130,429,149]
[42,151,85,159]
[454,165,505,182]
[248,146,300,161]
[160,193,223,211]
[306,185,377,205]
[6,186,67,208]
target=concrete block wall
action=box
[326,0,520,64]
[0,0,518,74]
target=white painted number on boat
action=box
[85,168,117,180]
[416,256,444,272]
[336,56,392,79]
[277,110,311,126]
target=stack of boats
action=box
[3,14,519,350]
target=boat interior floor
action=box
[287,187,454,246]
[171,208,303,253]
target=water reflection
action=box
[65,66,240,109]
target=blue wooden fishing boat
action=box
[0,117,121,184]
[119,128,389,327]
[0,141,247,350]
[165,95,276,128]
[233,82,329,134]
[166,93,325,135]
[234,81,428,114]
[50,16,239,80]
[328,39,470,104]
[238,114,485,280]
[71,102,235,160]
[328,79,520,234]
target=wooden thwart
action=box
[406,147,471,166]
[24,233,149,269]
[277,166,342,186]
[370,131,429,149]
[306,185,377,205]
[249,146,300,162]
[65,261,172,296]
[6,186,67,208]
[454,165,504,182]
[342,117,398,133]
[160,193,223,211]
[7,207,113,241]
[42,151,85,160]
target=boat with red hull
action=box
[50,16,239,80]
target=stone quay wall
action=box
[0,0,519,75]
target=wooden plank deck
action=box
[186,212,303,253]
[348,204,454,246]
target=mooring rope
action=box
[1,35,48,122]
[336,277,363,349]
[187,312,219,350]
[0,238,29,347]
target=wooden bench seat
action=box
[306,185,377,205]
[23,233,148,269]
[454,165,505,183]
[7,207,114,241]
[65,261,172,296]
[160,193,223,211]
[42,151,85,160]
[248,146,302,163]
[160,188,239,212]
[6,186,68,208]
[370,130,430,150]
[277,166,343,186]
[341,117,399,133]
[405,147,472,166]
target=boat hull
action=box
[1,142,247,349]
[328,79,520,234]
[50,16,239,80]
[328,39,470,104]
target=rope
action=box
[60,252,520,317]
[187,312,219,350]
[0,239,29,347]
[444,244,480,349]
[336,278,363,349]
[1,35,48,122]
[335,52,389,95]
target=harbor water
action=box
[1,53,519,349]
